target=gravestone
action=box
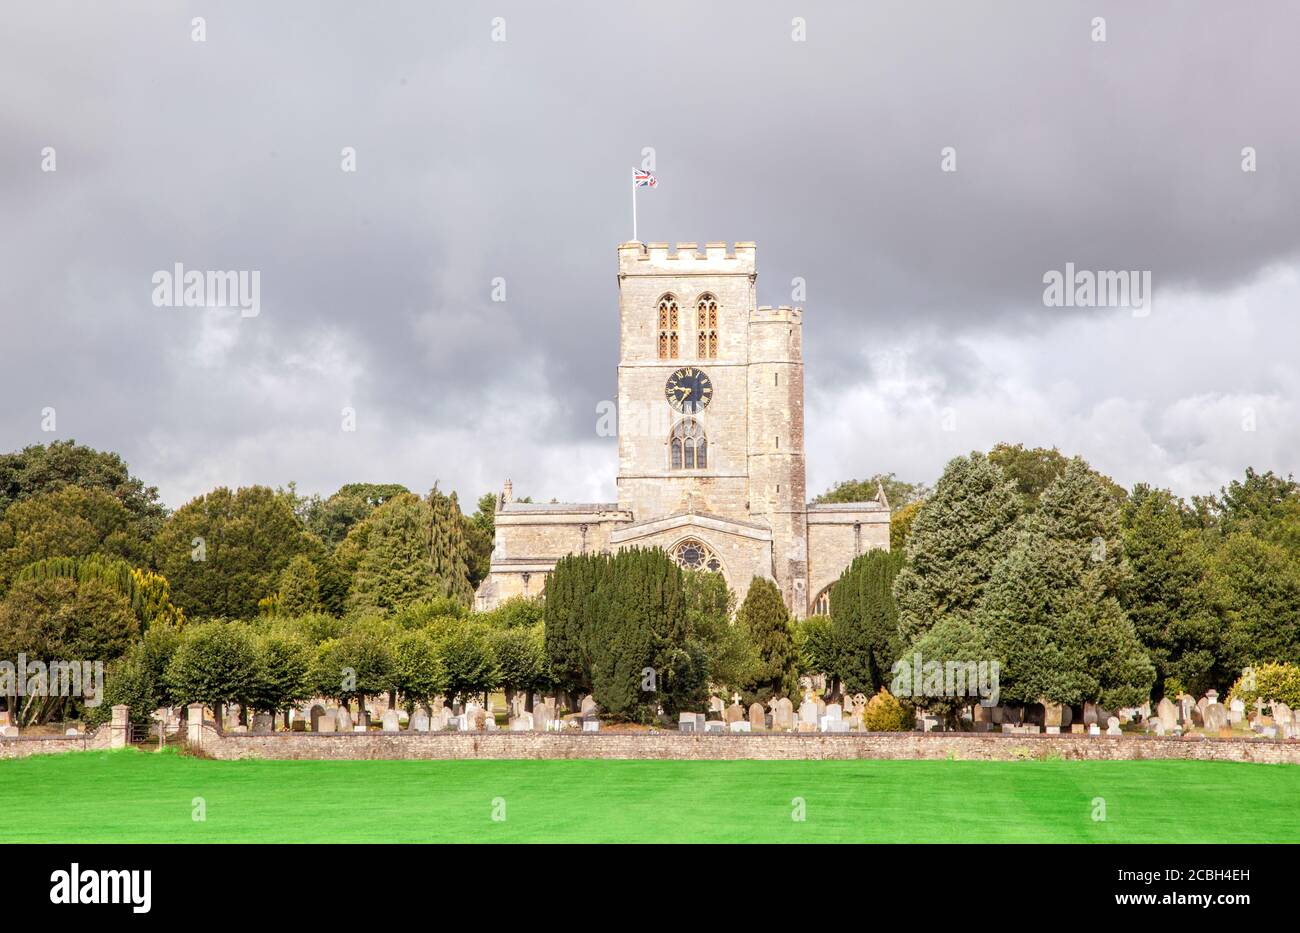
[1273,702,1293,727]
[66,727,80,736]
[1,725,18,737]
[382,710,400,732]
[1178,694,1196,725]
[749,703,765,731]
[708,695,725,714]
[1071,723,1085,735]
[798,699,818,727]
[1088,723,1101,736]
[704,720,725,734]
[533,704,552,732]
[1228,698,1245,725]
[1156,697,1178,732]
[316,711,336,733]
[1203,702,1228,733]
[1082,702,1099,726]
[724,702,744,724]
[1043,701,1064,734]
[1002,706,1022,726]
[679,712,698,733]
[580,695,598,717]
[335,707,353,732]
[410,709,430,732]
[729,721,751,733]
[771,697,794,731]
[1106,716,1121,736]
[582,719,599,732]
[309,704,326,731]
[510,711,534,731]
[252,712,273,733]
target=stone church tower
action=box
[474,241,888,616]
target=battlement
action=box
[618,240,756,275]
[751,305,803,324]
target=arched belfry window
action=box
[697,294,718,358]
[658,295,679,359]
[670,537,723,573]
[670,419,707,470]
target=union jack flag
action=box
[634,167,657,188]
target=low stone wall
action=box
[191,723,1300,764]
[0,729,111,759]
[0,705,128,759]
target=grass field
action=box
[2,749,1298,843]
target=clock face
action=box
[665,367,713,414]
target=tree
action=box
[1120,485,1223,697]
[977,459,1154,708]
[815,473,929,510]
[309,621,396,718]
[0,574,140,724]
[164,622,258,722]
[1228,662,1300,710]
[492,624,548,712]
[829,549,904,696]
[0,440,166,538]
[153,486,314,620]
[681,571,756,698]
[590,549,684,720]
[795,614,839,690]
[738,577,797,702]
[1208,532,1300,675]
[343,490,474,614]
[890,499,923,552]
[250,632,312,727]
[392,628,446,713]
[301,483,411,549]
[276,555,322,616]
[893,452,1021,644]
[15,555,184,631]
[543,552,610,698]
[477,595,543,630]
[436,620,498,705]
[0,485,146,589]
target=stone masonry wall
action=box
[192,725,1300,765]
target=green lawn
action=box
[2,749,1297,843]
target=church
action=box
[473,241,889,617]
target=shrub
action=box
[862,688,912,732]
[1228,662,1300,710]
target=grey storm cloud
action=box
[2,1,1298,508]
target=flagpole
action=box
[632,173,638,243]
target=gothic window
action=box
[811,585,833,617]
[671,537,723,573]
[670,419,707,470]
[658,295,679,359]
[696,294,718,358]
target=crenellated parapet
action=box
[618,241,756,275]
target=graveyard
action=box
[2,749,1298,843]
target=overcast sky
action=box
[3,1,1298,510]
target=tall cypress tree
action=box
[739,576,797,701]
[830,549,904,695]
